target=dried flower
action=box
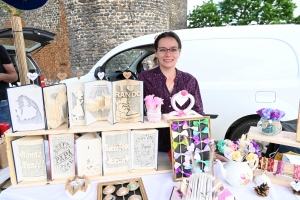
[256,108,285,121]
[217,134,260,162]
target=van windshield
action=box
[105,49,145,73]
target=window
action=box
[105,49,145,73]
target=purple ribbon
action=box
[276,160,285,175]
[171,120,187,131]
[174,168,192,177]
[195,145,210,154]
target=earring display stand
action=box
[97,177,148,200]
[247,126,299,188]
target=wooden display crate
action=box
[5,117,172,188]
[247,126,299,188]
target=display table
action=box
[0,159,298,200]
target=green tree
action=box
[188,1,222,28]
[188,0,297,27]
[293,15,300,24]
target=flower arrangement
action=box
[217,135,260,166]
[256,108,285,135]
[144,95,164,123]
[144,95,164,110]
[256,108,285,121]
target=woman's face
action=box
[155,37,181,69]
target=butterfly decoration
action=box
[172,138,189,149]
[171,120,187,131]
[172,130,189,139]
[174,168,192,177]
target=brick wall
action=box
[0,0,187,82]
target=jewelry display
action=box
[97,178,147,200]
[103,185,116,195]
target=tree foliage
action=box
[294,15,300,24]
[188,1,222,28]
[0,0,21,16]
[188,0,298,27]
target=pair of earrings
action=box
[103,181,141,200]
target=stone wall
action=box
[0,0,187,81]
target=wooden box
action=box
[97,177,148,200]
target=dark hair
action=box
[154,31,182,50]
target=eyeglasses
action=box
[157,47,180,54]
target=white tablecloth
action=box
[0,163,298,200]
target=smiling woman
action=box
[138,31,205,152]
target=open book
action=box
[102,130,130,175]
[11,135,47,183]
[76,132,102,176]
[7,85,45,132]
[48,133,75,180]
[130,129,158,170]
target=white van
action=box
[63,25,300,141]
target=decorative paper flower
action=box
[217,140,226,154]
[256,108,285,121]
[217,134,260,162]
[231,151,242,161]
[246,152,258,163]
[144,94,164,110]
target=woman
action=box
[138,31,205,152]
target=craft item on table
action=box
[127,181,142,200]
[48,133,75,180]
[130,129,158,170]
[27,72,38,82]
[253,157,271,197]
[57,72,68,80]
[144,94,163,123]
[170,117,212,181]
[103,185,116,195]
[216,135,260,187]
[168,90,199,117]
[7,85,45,132]
[84,78,112,125]
[291,164,300,195]
[275,160,285,175]
[67,82,86,127]
[65,175,91,199]
[102,130,131,175]
[185,173,215,200]
[43,84,67,129]
[97,177,148,200]
[11,135,47,183]
[103,194,116,200]
[76,132,102,176]
[107,72,144,124]
[256,108,285,135]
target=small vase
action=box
[146,111,161,123]
[257,118,282,136]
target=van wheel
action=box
[228,119,259,141]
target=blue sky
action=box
[188,0,300,17]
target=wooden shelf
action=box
[247,126,300,188]
[247,126,300,148]
[10,153,172,188]
[5,117,169,136]
[5,117,170,188]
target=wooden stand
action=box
[247,126,298,188]
[5,117,172,188]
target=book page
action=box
[102,130,130,174]
[7,85,45,132]
[43,84,67,129]
[48,134,75,180]
[11,136,47,183]
[66,82,85,127]
[76,132,102,176]
[131,129,158,170]
[112,80,143,123]
[84,81,112,125]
